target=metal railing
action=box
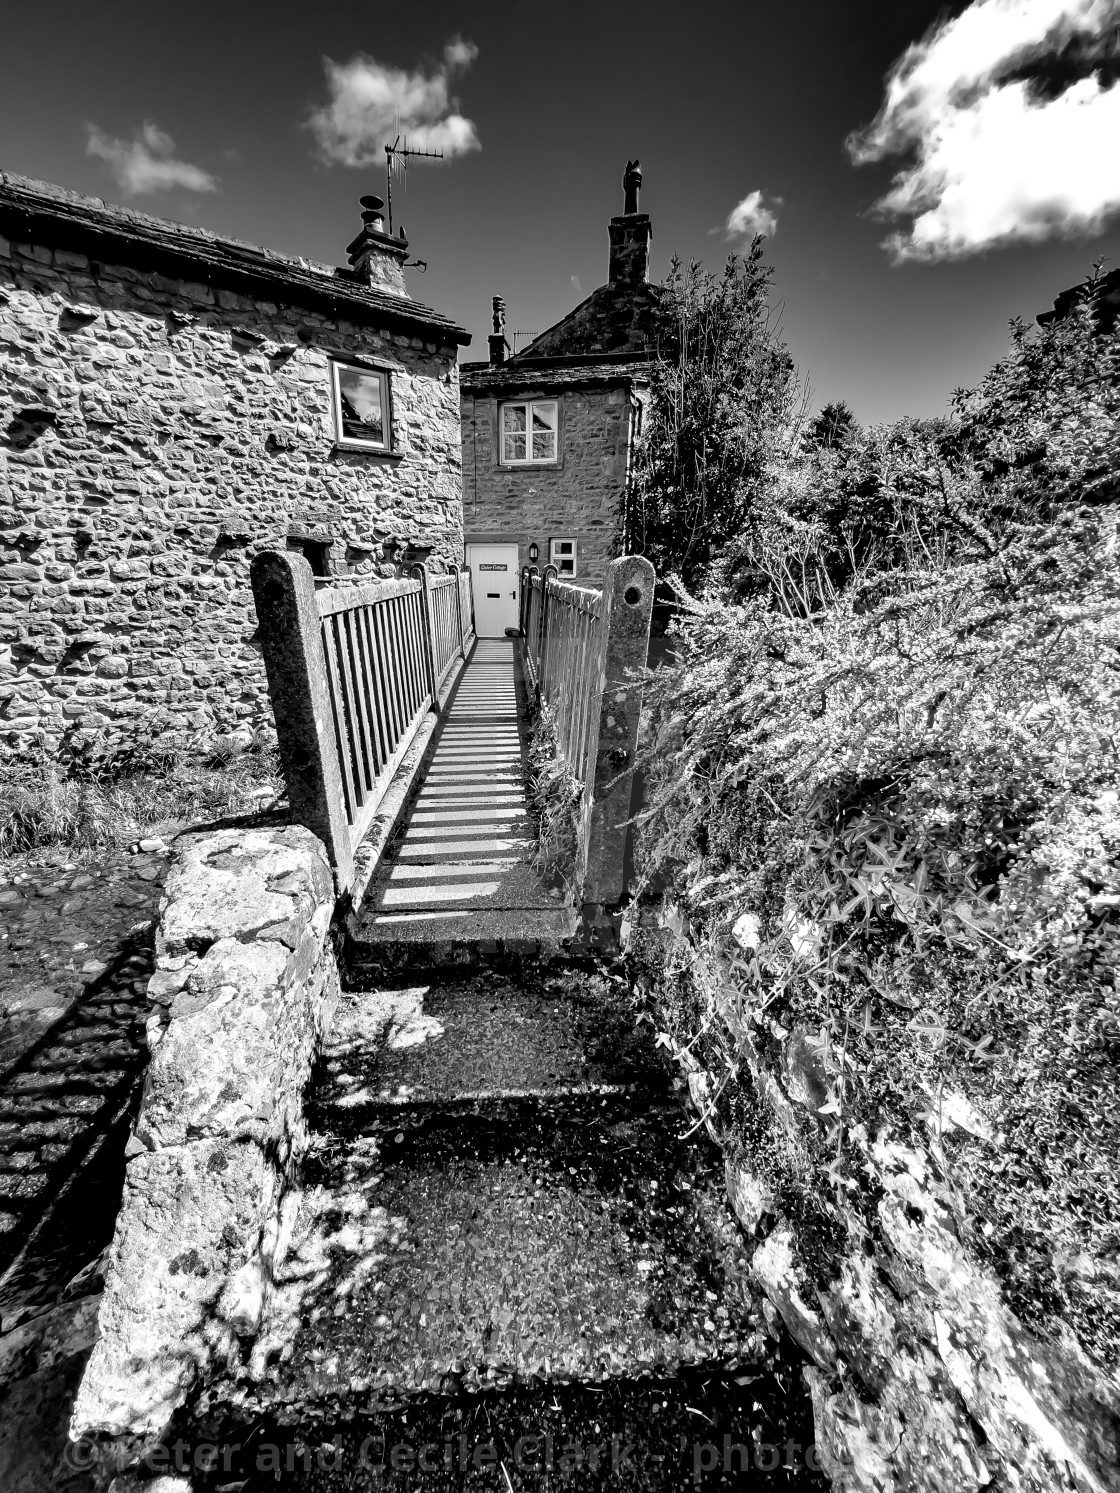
[251,551,476,890]
[519,555,655,906]
[522,567,604,787]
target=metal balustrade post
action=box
[448,560,465,661]
[408,561,442,712]
[459,562,475,653]
[540,564,558,706]
[250,550,355,890]
[582,555,655,908]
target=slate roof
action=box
[460,351,654,392]
[1038,266,1120,334]
[0,172,471,346]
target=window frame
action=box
[330,359,393,453]
[550,537,577,578]
[499,398,559,466]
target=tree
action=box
[624,241,800,592]
[803,398,859,451]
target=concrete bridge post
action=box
[582,555,655,913]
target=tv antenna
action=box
[384,135,444,236]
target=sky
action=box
[2,0,1118,425]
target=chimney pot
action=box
[609,160,651,288]
[346,194,409,295]
[488,295,510,364]
[623,160,643,215]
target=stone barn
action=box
[0,174,470,755]
[459,161,663,636]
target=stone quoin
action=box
[0,175,470,755]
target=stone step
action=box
[346,907,579,978]
[310,973,662,1121]
[233,974,756,1406]
[247,1093,754,1407]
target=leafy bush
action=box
[632,292,1120,1366]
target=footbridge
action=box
[250,550,655,954]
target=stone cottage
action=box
[459,161,662,636]
[0,174,470,755]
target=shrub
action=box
[631,293,1120,1366]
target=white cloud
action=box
[724,190,781,242]
[86,121,219,197]
[850,0,1120,260]
[308,38,481,167]
[570,275,582,294]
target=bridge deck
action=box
[354,640,573,946]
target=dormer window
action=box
[500,399,557,464]
[331,361,391,451]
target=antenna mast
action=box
[384,135,444,236]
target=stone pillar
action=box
[250,550,354,890]
[582,555,654,907]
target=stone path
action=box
[358,641,570,948]
[189,965,822,1489]
[226,969,765,1404]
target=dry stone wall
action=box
[461,381,632,585]
[0,238,463,755]
[71,824,339,1460]
[648,926,1120,1493]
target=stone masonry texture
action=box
[0,174,469,756]
[71,824,340,1447]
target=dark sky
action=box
[2,0,1117,424]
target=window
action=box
[288,535,335,577]
[331,361,390,451]
[550,537,577,577]
[500,399,557,464]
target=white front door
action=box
[467,544,520,638]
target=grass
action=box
[0,727,284,861]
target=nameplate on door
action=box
[486,592,500,598]
[478,563,507,571]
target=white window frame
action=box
[550,537,577,577]
[499,399,558,465]
[330,360,392,452]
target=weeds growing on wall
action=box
[524,702,584,901]
[631,281,1120,1369]
[0,720,282,858]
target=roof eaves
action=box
[0,172,471,347]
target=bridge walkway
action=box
[352,639,575,950]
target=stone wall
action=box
[71,825,339,1459]
[0,234,464,754]
[647,928,1120,1493]
[461,380,635,585]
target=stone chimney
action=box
[488,295,511,364]
[608,160,651,289]
[345,195,410,297]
